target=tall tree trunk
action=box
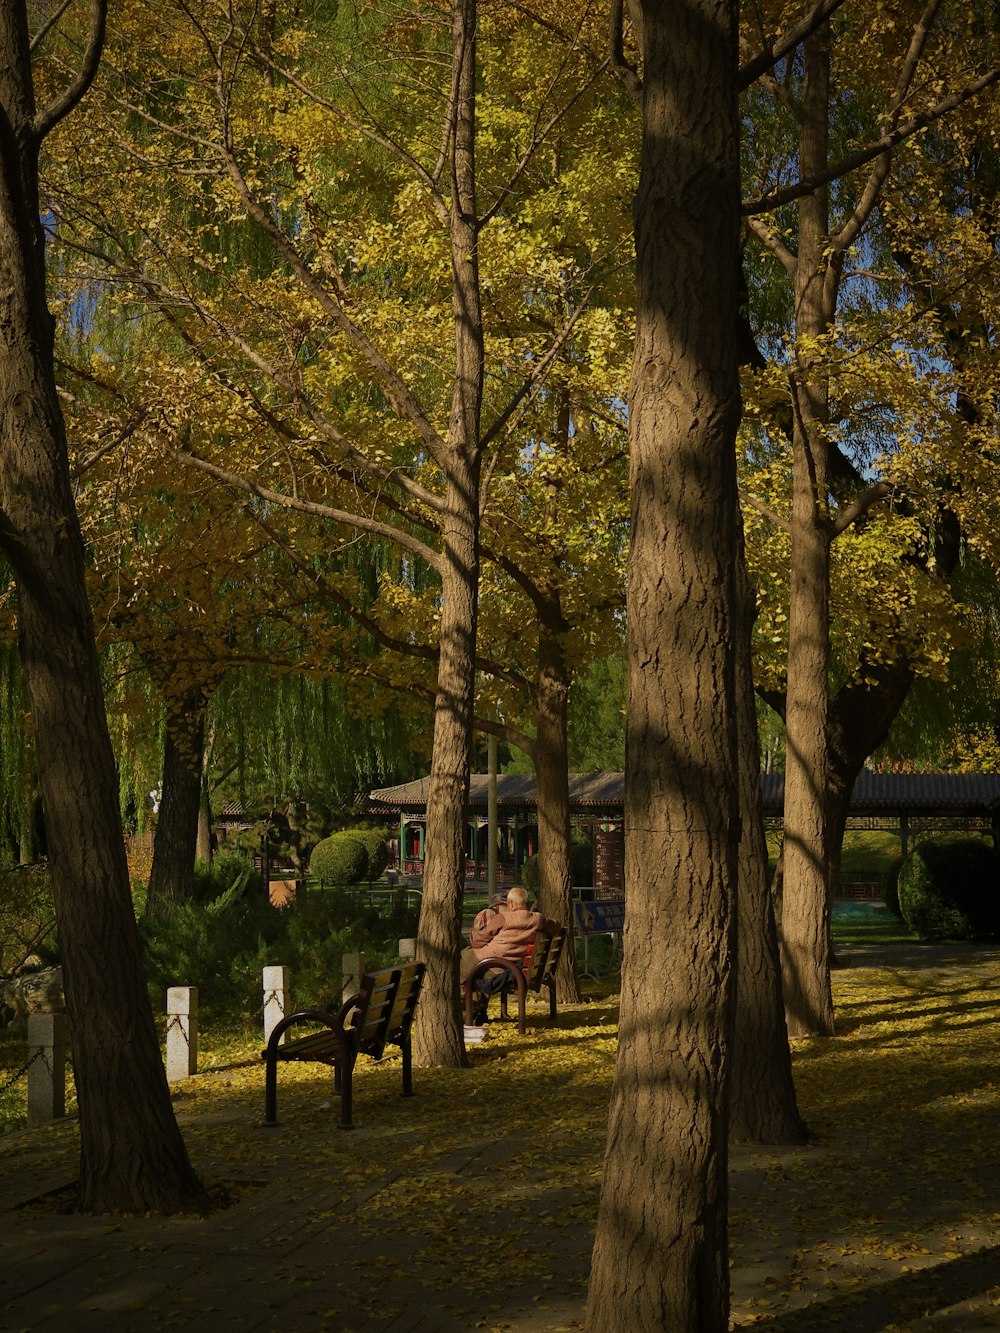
[412,0,484,1068]
[778,23,837,1038]
[731,541,806,1144]
[195,719,216,865]
[0,3,206,1213]
[826,657,917,892]
[534,614,581,1003]
[145,691,208,917]
[587,0,741,1325]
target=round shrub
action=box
[309,833,369,886]
[352,827,389,881]
[897,837,1000,941]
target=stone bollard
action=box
[263,966,290,1047]
[398,938,417,962]
[342,952,366,1003]
[27,1012,66,1127]
[165,987,198,1083]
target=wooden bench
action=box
[463,927,567,1035]
[262,961,425,1129]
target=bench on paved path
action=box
[262,961,425,1129]
[463,927,567,1036]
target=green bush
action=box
[140,885,419,1019]
[192,851,256,905]
[897,838,1000,941]
[352,827,389,881]
[310,833,368,886]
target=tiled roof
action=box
[368,771,1000,815]
[368,772,627,813]
[760,772,1000,812]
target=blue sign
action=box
[574,899,625,935]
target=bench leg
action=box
[401,1036,414,1098]
[339,1055,357,1129]
[264,1054,278,1127]
[547,979,557,1019]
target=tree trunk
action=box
[534,615,581,1003]
[826,657,916,892]
[730,543,806,1144]
[0,5,207,1213]
[587,0,741,1325]
[145,692,207,917]
[196,787,213,865]
[196,719,216,865]
[412,0,484,1068]
[778,23,836,1039]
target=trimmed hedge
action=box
[353,827,389,881]
[897,838,1000,941]
[310,833,369,886]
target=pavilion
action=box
[366,771,1000,894]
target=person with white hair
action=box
[461,885,561,1023]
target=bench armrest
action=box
[262,1007,351,1061]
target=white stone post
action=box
[165,987,198,1083]
[342,952,366,1003]
[398,938,417,962]
[263,966,290,1046]
[27,1012,66,1127]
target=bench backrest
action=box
[351,962,425,1059]
[525,927,566,991]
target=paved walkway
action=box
[3,950,1000,1331]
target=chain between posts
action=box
[0,1047,42,1097]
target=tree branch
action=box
[32,0,108,141]
[831,480,892,536]
[169,445,445,572]
[739,489,792,534]
[737,0,849,91]
[744,66,1000,216]
[609,0,641,96]
[30,0,74,52]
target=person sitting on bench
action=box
[462,885,560,1023]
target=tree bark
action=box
[534,614,581,1003]
[587,0,741,1325]
[145,690,208,917]
[0,3,207,1213]
[412,0,484,1068]
[731,541,807,1144]
[777,23,837,1038]
[196,719,216,865]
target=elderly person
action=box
[469,888,509,949]
[461,886,560,1021]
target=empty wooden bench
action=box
[463,926,567,1035]
[263,961,425,1128]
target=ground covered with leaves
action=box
[3,942,1000,1330]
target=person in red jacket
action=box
[462,885,560,1022]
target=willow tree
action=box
[0,0,206,1212]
